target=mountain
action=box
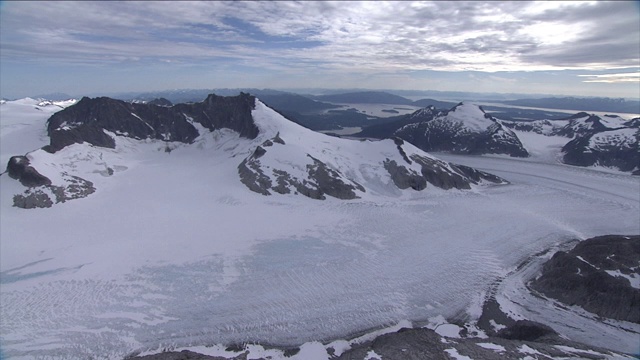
[354,106,440,139]
[394,103,529,157]
[562,127,639,174]
[411,98,458,109]
[258,93,340,114]
[2,96,638,359]
[312,91,414,105]
[502,112,639,174]
[33,92,73,101]
[2,94,507,208]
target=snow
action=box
[511,129,567,163]
[444,103,494,132]
[364,350,383,360]
[0,98,76,167]
[589,127,638,150]
[598,115,629,129]
[1,99,639,358]
[444,348,474,360]
[605,270,640,289]
[475,343,505,352]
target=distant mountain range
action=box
[501,97,640,114]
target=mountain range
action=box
[354,103,639,174]
[3,94,506,209]
[1,94,638,359]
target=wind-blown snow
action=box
[1,99,639,359]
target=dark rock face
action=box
[530,235,640,323]
[383,159,427,190]
[336,328,449,360]
[6,156,52,187]
[45,93,258,152]
[45,123,116,153]
[394,104,529,157]
[562,128,639,174]
[496,320,558,342]
[147,98,173,107]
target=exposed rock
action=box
[383,159,427,190]
[45,93,258,152]
[6,156,51,187]
[130,349,248,360]
[336,328,449,360]
[306,155,364,200]
[12,175,96,209]
[45,123,116,153]
[147,98,173,107]
[496,320,558,342]
[530,235,640,323]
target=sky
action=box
[0,1,639,99]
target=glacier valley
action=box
[0,98,638,359]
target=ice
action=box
[1,100,639,358]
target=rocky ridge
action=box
[530,235,640,323]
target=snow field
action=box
[1,99,639,358]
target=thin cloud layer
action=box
[2,1,637,71]
[1,1,638,98]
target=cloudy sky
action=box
[1,1,638,99]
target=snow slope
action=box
[1,99,639,359]
[0,98,76,167]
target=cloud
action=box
[579,72,640,83]
[0,1,638,77]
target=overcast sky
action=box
[1,1,638,99]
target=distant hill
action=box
[412,98,458,109]
[259,93,340,114]
[312,91,414,105]
[501,97,640,114]
[33,92,73,101]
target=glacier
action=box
[0,98,639,359]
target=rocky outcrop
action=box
[238,132,507,199]
[562,128,639,174]
[130,324,629,360]
[238,134,365,200]
[12,174,96,209]
[496,320,558,342]
[147,98,173,107]
[6,156,51,187]
[530,235,640,323]
[45,93,258,152]
[394,103,529,157]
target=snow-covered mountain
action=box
[503,112,639,174]
[394,103,529,157]
[1,96,639,359]
[2,94,506,208]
